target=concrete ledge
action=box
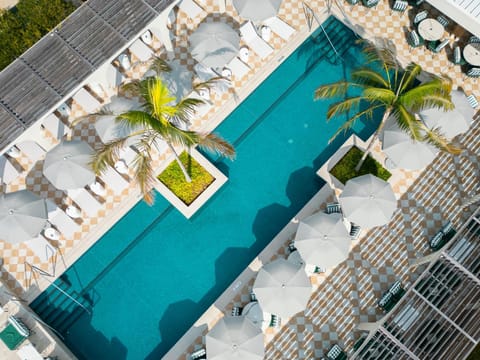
[153,148,228,219]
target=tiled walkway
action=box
[0,0,478,358]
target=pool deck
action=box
[0,0,478,359]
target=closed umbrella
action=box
[294,212,351,268]
[253,258,311,318]
[190,22,240,69]
[382,117,437,170]
[419,90,473,138]
[0,190,47,244]
[339,174,397,229]
[95,97,142,143]
[233,0,283,22]
[43,140,95,190]
[206,316,264,360]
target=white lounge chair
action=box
[0,155,20,184]
[67,188,103,217]
[227,57,251,80]
[100,166,130,194]
[117,53,131,71]
[16,141,46,164]
[72,88,102,114]
[178,0,205,19]
[41,113,71,141]
[24,236,57,263]
[47,205,80,239]
[240,21,274,59]
[263,17,295,41]
[188,91,213,117]
[129,39,154,63]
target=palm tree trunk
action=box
[355,108,392,172]
[166,142,192,183]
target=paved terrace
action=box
[0,0,477,358]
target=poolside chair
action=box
[467,94,479,108]
[72,88,102,114]
[407,30,423,48]
[24,236,57,264]
[178,0,205,20]
[436,15,449,28]
[270,314,281,327]
[391,0,408,13]
[452,46,466,65]
[226,57,251,80]
[413,10,428,25]
[468,35,480,44]
[41,113,71,141]
[429,231,445,250]
[466,67,480,78]
[46,201,80,238]
[56,103,71,121]
[250,291,257,302]
[190,348,206,360]
[350,223,361,240]
[67,188,103,217]
[16,141,46,164]
[0,155,21,184]
[100,165,129,194]
[325,202,342,214]
[345,0,359,5]
[428,39,449,53]
[117,53,131,71]
[326,344,347,360]
[129,39,154,63]
[231,306,242,316]
[240,21,274,59]
[362,0,380,8]
[288,241,297,253]
[263,17,296,41]
[0,316,30,350]
[441,221,456,241]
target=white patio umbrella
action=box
[43,140,95,190]
[233,0,283,22]
[419,90,474,139]
[206,316,264,360]
[294,212,351,268]
[382,117,437,170]
[0,190,47,244]
[189,22,240,69]
[94,97,142,143]
[253,258,311,319]
[339,174,397,229]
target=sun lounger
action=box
[88,63,124,99]
[16,141,46,164]
[42,113,71,140]
[190,348,207,360]
[240,21,274,59]
[67,188,102,217]
[0,155,21,184]
[47,204,80,239]
[129,39,154,63]
[0,316,29,350]
[72,88,102,114]
[178,0,204,19]
[100,166,129,194]
[24,236,57,263]
[188,91,213,117]
[263,17,296,41]
[117,53,131,71]
[325,202,342,214]
[231,306,242,316]
[226,57,251,80]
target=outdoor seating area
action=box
[378,280,406,312]
[429,221,456,251]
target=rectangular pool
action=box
[31,17,377,360]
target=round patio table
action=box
[463,43,480,66]
[66,205,81,219]
[44,227,60,241]
[418,19,444,41]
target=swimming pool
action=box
[31,17,378,359]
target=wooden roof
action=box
[0,0,174,149]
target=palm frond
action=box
[391,105,423,141]
[89,137,128,174]
[421,126,462,155]
[351,68,389,89]
[397,63,422,94]
[149,56,171,74]
[314,81,355,99]
[172,97,204,124]
[359,39,399,69]
[116,110,157,131]
[132,149,156,204]
[362,87,396,104]
[121,80,141,96]
[326,96,363,120]
[193,77,223,92]
[196,132,236,160]
[400,92,454,113]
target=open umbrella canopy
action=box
[206,316,264,360]
[159,60,193,100]
[382,117,437,170]
[189,22,240,69]
[419,90,473,139]
[253,258,311,318]
[0,190,47,244]
[233,0,283,22]
[43,140,95,190]
[294,212,351,268]
[95,97,142,143]
[339,174,397,229]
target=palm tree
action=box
[86,71,235,204]
[314,40,461,171]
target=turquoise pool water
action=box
[32,17,378,360]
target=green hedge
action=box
[157,152,215,205]
[330,146,391,184]
[0,0,77,70]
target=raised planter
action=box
[153,148,228,219]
